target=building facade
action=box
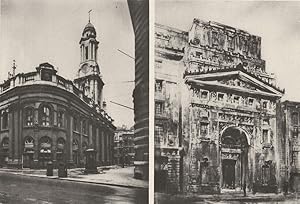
[155,19,284,194]
[278,101,300,192]
[0,20,115,169]
[114,127,135,166]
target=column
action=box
[101,130,105,165]
[89,123,93,148]
[68,114,73,164]
[106,132,110,164]
[13,110,20,165]
[95,81,98,104]
[96,127,99,165]
[104,131,107,164]
[8,109,14,164]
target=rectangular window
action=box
[262,101,268,109]
[155,125,164,145]
[233,96,240,104]
[200,123,208,136]
[57,111,64,128]
[263,119,269,126]
[155,80,163,92]
[201,91,208,99]
[293,127,298,138]
[248,98,254,106]
[195,51,202,58]
[2,111,8,130]
[292,112,299,125]
[218,93,224,101]
[73,117,78,131]
[262,129,269,143]
[155,102,164,115]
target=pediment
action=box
[185,69,284,97]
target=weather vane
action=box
[88,9,92,22]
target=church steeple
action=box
[74,12,104,107]
[78,11,100,77]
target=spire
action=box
[88,9,92,23]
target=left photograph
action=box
[0,0,148,203]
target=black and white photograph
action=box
[0,0,148,203]
[154,1,300,203]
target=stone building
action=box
[277,101,300,192]
[155,19,284,194]
[114,127,135,166]
[0,20,115,169]
[128,0,149,180]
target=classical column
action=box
[8,109,14,164]
[96,127,99,165]
[103,131,107,164]
[89,123,93,148]
[107,132,110,164]
[101,130,105,165]
[67,112,73,165]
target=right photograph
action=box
[154,1,300,203]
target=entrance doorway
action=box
[220,126,249,190]
[222,159,236,189]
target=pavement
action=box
[0,165,148,189]
[155,191,300,203]
[0,171,148,204]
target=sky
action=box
[0,0,135,128]
[156,0,300,101]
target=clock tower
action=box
[74,16,104,107]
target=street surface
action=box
[0,172,148,204]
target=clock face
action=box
[81,64,89,74]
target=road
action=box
[0,172,148,204]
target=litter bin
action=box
[46,161,53,176]
[58,162,67,177]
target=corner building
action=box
[0,20,115,169]
[155,19,284,194]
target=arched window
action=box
[24,136,34,152]
[57,138,65,152]
[292,112,299,125]
[40,105,51,126]
[39,136,51,153]
[2,110,8,130]
[1,137,9,150]
[57,111,64,128]
[24,107,34,126]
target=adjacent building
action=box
[278,101,300,192]
[128,0,149,180]
[155,19,284,194]
[114,127,135,166]
[0,20,115,169]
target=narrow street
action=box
[0,172,148,204]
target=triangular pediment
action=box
[185,69,284,97]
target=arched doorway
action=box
[23,136,34,168]
[220,126,249,190]
[39,136,52,168]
